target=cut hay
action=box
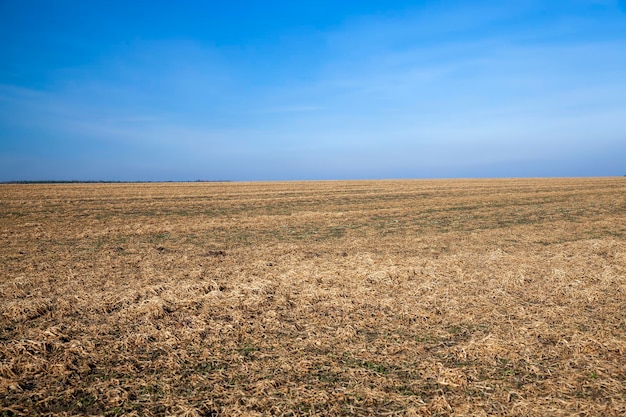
[1,178,625,415]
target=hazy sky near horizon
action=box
[1,0,625,181]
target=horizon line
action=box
[2,175,624,185]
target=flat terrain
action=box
[1,178,625,416]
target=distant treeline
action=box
[1,180,232,184]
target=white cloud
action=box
[2,2,625,180]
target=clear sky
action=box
[1,0,625,181]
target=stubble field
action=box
[1,178,625,416]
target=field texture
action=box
[1,178,625,416]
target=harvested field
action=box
[1,177,625,416]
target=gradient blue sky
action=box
[1,0,625,181]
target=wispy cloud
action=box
[1,1,625,180]
[251,105,324,114]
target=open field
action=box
[1,177,625,416]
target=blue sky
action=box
[1,0,625,181]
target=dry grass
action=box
[1,177,625,416]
